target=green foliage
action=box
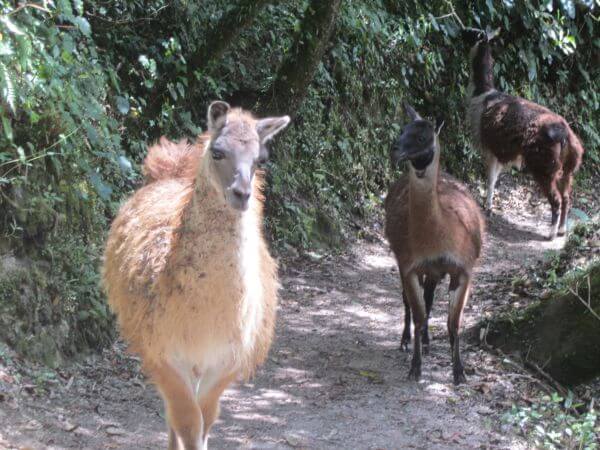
[0,0,598,361]
[504,392,599,449]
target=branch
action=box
[5,3,50,16]
[567,275,600,322]
[144,0,270,119]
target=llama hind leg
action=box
[400,290,411,352]
[558,174,573,236]
[539,178,562,240]
[485,155,502,213]
[150,361,204,450]
[421,278,437,354]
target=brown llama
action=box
[103,101,290,450]
[464,29,584,239]
[385,104,485,384]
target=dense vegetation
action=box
[0,0,598,362]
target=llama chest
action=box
[160,207,265,363]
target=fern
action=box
[0,61,15,114]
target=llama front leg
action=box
[150,361,204,450]
[198,373,236,450]
[448,274,471,385]
[485,155,502,213]
[168,428,178,450]
[403,272,426,381]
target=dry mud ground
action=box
[0,179,596,449]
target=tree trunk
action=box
[480,264,600,386]
[145,0,271,118]
[257,0,342,116]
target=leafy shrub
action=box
[0,0,597,361]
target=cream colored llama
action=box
[103,101,290,450]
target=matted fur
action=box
[104,113,277,379]
[385,169,485,281]
[467,40,584,237]
[103,104,287,449]
[385,121,485,383]
[142,136,206,184]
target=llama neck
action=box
[408,150,441,226]
[470,42,495,97]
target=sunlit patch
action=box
[362,253,395,269]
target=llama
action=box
[464,29,584,239]
[103,101,290,450]
[385,104,485,384]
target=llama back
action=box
[143,135,208,184]
[565,126,585,174]
[438,176,485,263]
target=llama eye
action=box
[418,136,426,143]
[211,149,225,160]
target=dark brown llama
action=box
[385,104,485,384]
[464,29,584,239]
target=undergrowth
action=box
[504,392,599,449]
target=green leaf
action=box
[115,96,130,115]
[72,17,91,36]
[88,172,113,201]
[1,17,25,36]
[1,115,13,140]
[570,208,590,222]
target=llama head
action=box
[390,103,443,178]
[205,101,290,211]
[462,27,500,67]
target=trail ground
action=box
[1,178,597,449]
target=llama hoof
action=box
[422,343,430,355]
[547,232,557,241]
[485,208,493,218]
[557,226,567,237]
[407,366,421,381]
[399,338,410,352]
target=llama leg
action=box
[198,373,236,450]
[542,180,562,240]
[400,290,411,351]
[558,174,573,236]
[168,428,178,450]
[485,155,502,212]
[422,278,437,354]
[150,361,204,450]
[448,274,471,385]
[403,272,426,381]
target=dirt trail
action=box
[0,181,571,449]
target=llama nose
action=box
[233,188,250,202]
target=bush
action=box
[0,0,597,361]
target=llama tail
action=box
[142,135,206,184]
[564,126,585,173]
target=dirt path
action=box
[0,181,576,449]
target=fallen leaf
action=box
[358,370,384,384]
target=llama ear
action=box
[256,115,291,143]
[403,103,422,122]
[435,116,445,135]
[207,101,231,131]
